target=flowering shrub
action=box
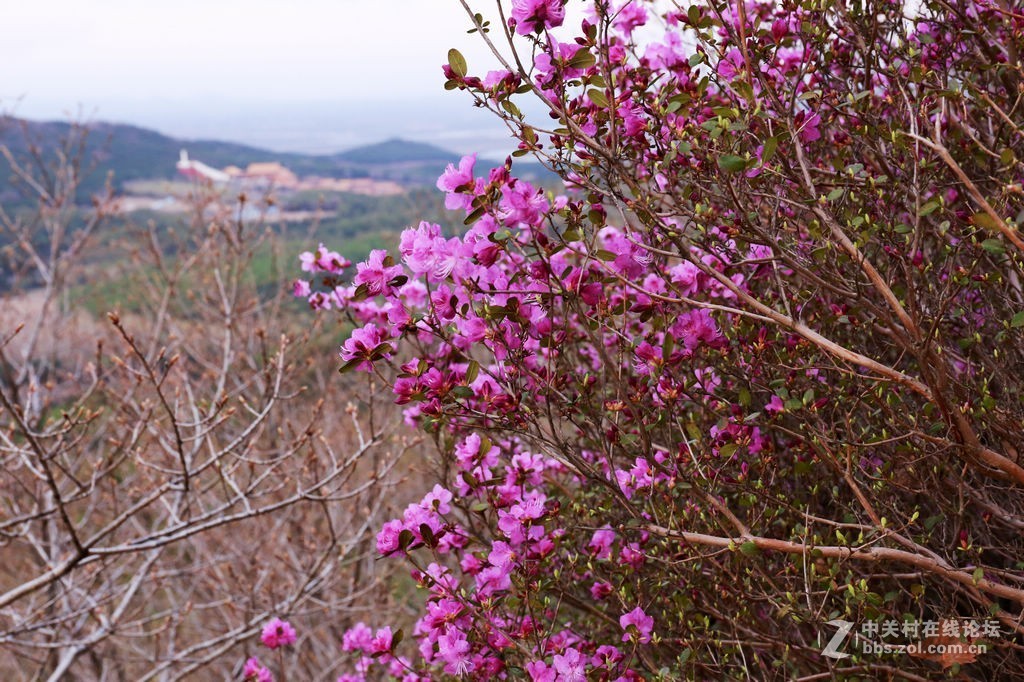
[296,0,1024,678]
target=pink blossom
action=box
[376,519,405,555]
[511,0,565,35]
[796,111,821,143]
[369,626,394,656]
[353,250,404,296]
[526,660,556,682]
[437,155,478,210]
[340,323,393,371]
[342,622,374,652]
[437,628,474,676]
[672,308,723,352]
[243,656,273,682]
[421,484,454,514]
[590,580,613,600]
[299,243,350,274]
[612,1,648,36]
[498,180,550,228]
[552,647,587,681]
[260,617,297,649]
[488,540,515,570]
[619,606,654,643]
[765,394,785,414]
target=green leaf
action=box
[338,358,363,374]
[419,524,437,548]
[739,541,760,557]
[587,89,609,107]
[370,343,393,360]
[501,99,522,117]
[451,385,474,399]
[662,334,674,362]
[465,359,480,383]
[761,136,778,163]
[448,48,467,78]
[464,206,486,225]
[718,155,748,173]
[971,211,1001,231]
[981,238,1005,255]
[352,283,370,301]
[1011,311,1024,328]
[567,49,596,69]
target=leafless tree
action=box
[0,123,421,680]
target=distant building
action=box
[172,152,403,197]
[176,150,230,183]
[242,162,298,188]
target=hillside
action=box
[0,116,462,203]
[334,138,455,164]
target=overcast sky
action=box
[2,0,518,153]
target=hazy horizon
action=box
[2,0,543,158]
[4,94,537,160]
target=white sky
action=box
[1,0,520,152]
[4,0,499,103]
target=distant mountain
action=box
[0,117,462,203]
[0,116,559,206]
[334,138,456,165]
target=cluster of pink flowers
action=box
[278,0,1021,678]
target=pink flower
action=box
[260,617,297,649]
[511,0,565,34]
[243,656,273,682]
[498,180,550,228]
[796,111,821,143]
[488,540,515,569]
[339,323,393,371]
[353,250,404,296]
[341,622,374,652]
[437,627,474,676]
[437,154,478,210]
[525,660,556,681]
[717,47,745,81]
[369,626,394,655]
[437,154,477,193]
[376,519,405,555]
[299,243,350,274]
[421,484,454,514]
[619,606,654,643]
[612,1,647,35]
[588,527,616,559]
[399,222,461,280]
[672,308,723,352]
[590,580,613,600]
[552,647,587,681]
